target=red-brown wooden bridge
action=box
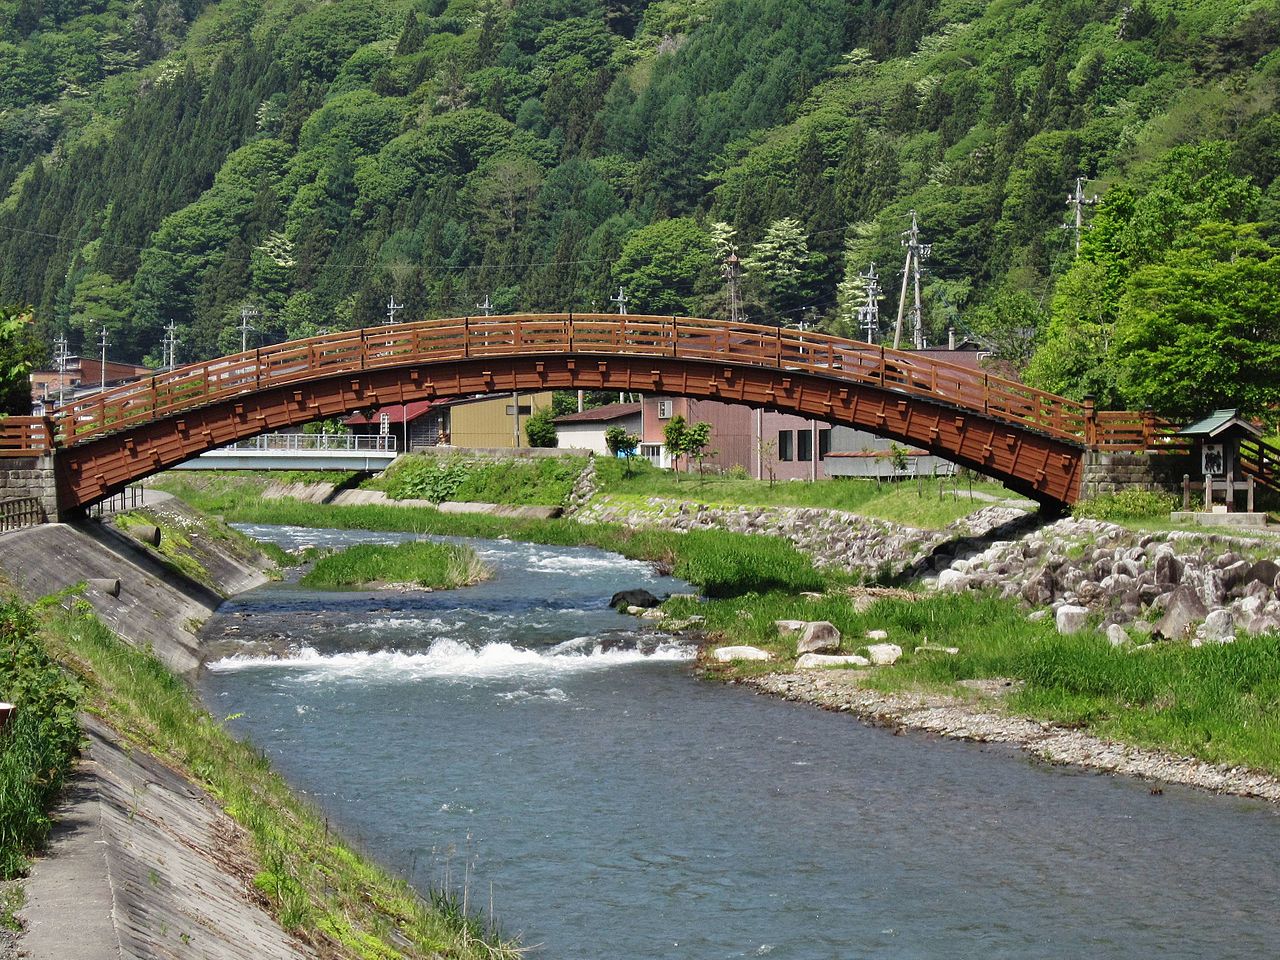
[0,314,1266,513]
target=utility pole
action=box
[723,252,742,323]
[1062,177,1099,255]
[384,296,404,326]
[53,335,69,409]
[893,210,931,350]
[611,287,629,316]
[97,326,109,390]
[476,294,493,317]
[858,263,881,344]
[238,305,259,353]
[162,321,179,372]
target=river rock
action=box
[1106,623,1129,647]
[611,588,660,610]
[936,569,970,592]
[865,643,903,666]
[1055,604,1090,635]
[865,629,889,641]
[713,645,773,662]
[1200,609,1235,643]
[914,644,959,655]
[796,653,870,669]
[1154,552,1183,587]
[1155,584,1208,640]
[796,621,842,654]
[774,620,806,637]
[1027,609,1049,622]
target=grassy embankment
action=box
[301,541,492,590]
[360,451,1021,528]
[592,457,1025,528]
[114,507,296,587]
[675,588,1280,775]
[0,587,519,958]
[151,473,830,597]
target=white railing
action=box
[223,433,398,453]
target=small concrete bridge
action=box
[0,313,1255,517]
[172,433,399,472]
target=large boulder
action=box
[1244,559,1279,595]
[1106,623,1129,647]
[1200,609,1236,644]
[1154,584,1208,641]
[1153,552,1183,587]
[796,621,842,654]
[1219,560,1253,599]
[1055,604,1090,635]
[774,620,806,638]
[611,588,660,610]
[1021,567,1059,606]
[713,645,773,662]
[865,643,903,666]
[936,569,970,592]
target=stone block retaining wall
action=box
[0,455,60,521]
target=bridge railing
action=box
[219,433,398,452]
[0,417,54,457]
[21,314,1176,455]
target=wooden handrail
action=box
[0,314,1181,457]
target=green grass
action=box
[301,541,492,590]
[1072,490,1179,522]
[368,454,586,506]
[687,589,1280,774]
[151,473,831,597]
[38,599,519,959]
[0,598,82,879]
[595,458,1022,528]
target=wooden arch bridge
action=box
[0,314,1229,513]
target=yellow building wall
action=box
[449,392,555,449]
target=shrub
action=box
[0,598,81,878]
[525,408,558,448]
[1072,489,1178,521]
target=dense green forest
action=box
[0,0,1277,417]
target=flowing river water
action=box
[200,525,1280,959]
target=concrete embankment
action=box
[0,501,273,674]
[0,510,301,959]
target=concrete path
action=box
[20,717,312,960]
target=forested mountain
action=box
[1,0,1277,416]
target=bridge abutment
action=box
[1080,450,1190,500]
[0,455,62,523]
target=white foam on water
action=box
[208,637,694,680]
[523,551,654,576]
[497,687,570,704]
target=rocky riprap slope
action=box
[928,518,1280,643]
[572,494,1032,580]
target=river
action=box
[201,525,1280,959]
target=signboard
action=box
[379,413,390,437]
[1201,443,1225,477]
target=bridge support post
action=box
[0,455,62,525]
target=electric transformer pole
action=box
[724,252,743,323]
[858,263,881,344]
[53,334,69,408]
[1062,177,1099,255]
[162,321,179,372]
[238,304,259,352]
[384,296,404,326]
[611,287,629,316]
[98,326,109,389]
[476,294,494,317]
[893,211,931,350]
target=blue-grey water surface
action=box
[201,524,1280,960]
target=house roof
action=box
[345,400,436,426]
[1178,408,1261,439]
[554,402,641,424]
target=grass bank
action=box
[32,593,518,958]
[594,458,1021,528]
[301,541,492,590]
[681,590,1280,775]
[0,598,81,879]
[368,454,585,505]
[152,474,831,597]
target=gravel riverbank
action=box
[735,669,1280,804]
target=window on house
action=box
[505,404,533,416]
[778,430,793,461]
[797,430,812,462]
[818,429,831,461]
[657,400,673,419]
